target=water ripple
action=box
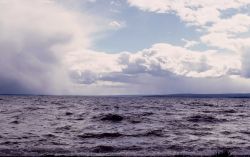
[0,96,249,156]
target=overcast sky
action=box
[0,0,250,95]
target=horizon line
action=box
[1,93,250,98]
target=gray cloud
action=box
[70,43,249,95]
[0,34,70,94]
[0,0,250,95]
[241,48,250,78]
[0,0,101,94]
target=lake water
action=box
[0,96,249,156]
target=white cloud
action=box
[127,0,250,27]
[182,39,199,48]
[67,42,250,95]
[201,14,250,51]
[69,43,241,86]
[109,20,126,30]
[0,0,250,95]
[126,0,250,82]
[208,14,250,34]
[119,43,240,78]
[199,14,250,77]
[201,33,250,51]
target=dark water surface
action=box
[0,96,250,156]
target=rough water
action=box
[0,96,249,156]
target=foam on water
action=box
[0,96,249,156]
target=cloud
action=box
[201,14,250,50]
[0,0,105,94]
[208,14,250,34]
[118,43,240,78]
[109,20,126,30]
[182,39,199,48]
[0,0,250,95]
[68,45,250,95]
[199,14,250,77]
[127,0,250,27]
[201,32,250,51]
[69,43,242,94]
[126,0,250,80]
[70,72,250,95]
[241,48,250,77]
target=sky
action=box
[0,0,250,95]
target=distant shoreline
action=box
[1,93,250,98]
[144,93,250,98]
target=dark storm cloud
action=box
[0,36,69,94]
[0,0,96,94]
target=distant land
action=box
[145,93,250,98]
[1,93,250,98]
